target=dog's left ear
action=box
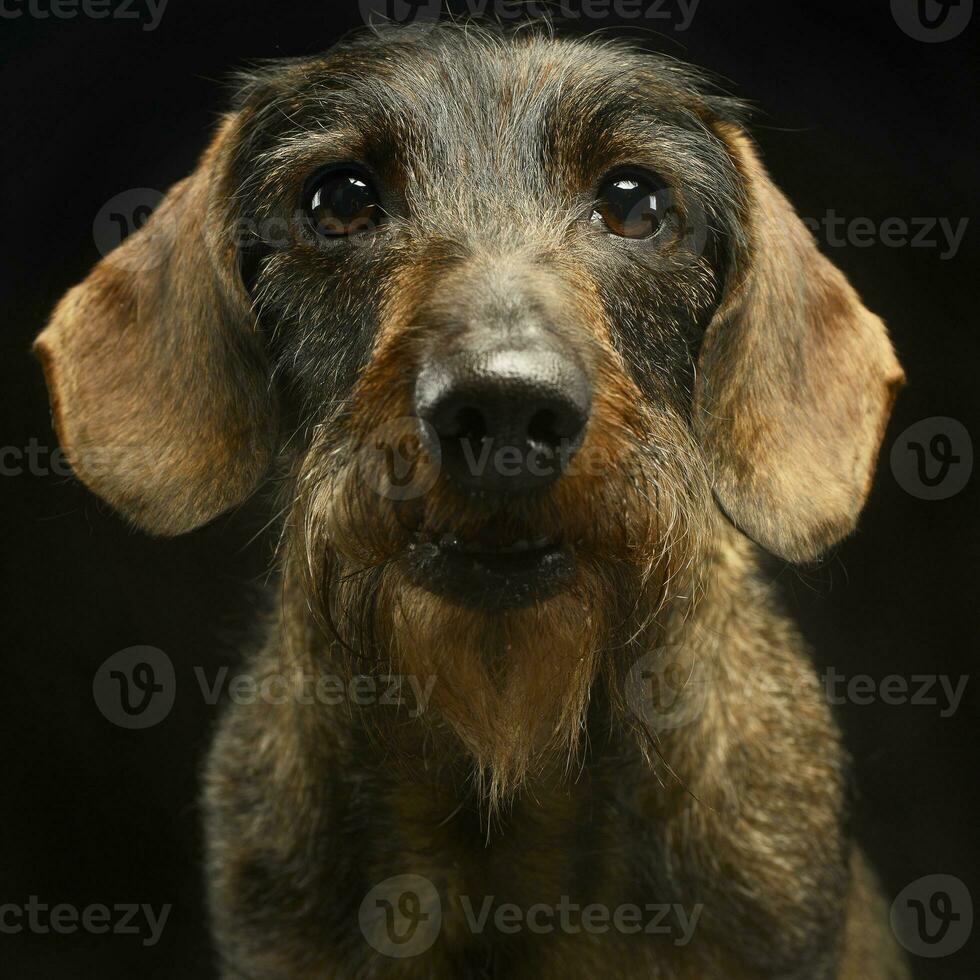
[33,115,275,536]
[694,124,904,563]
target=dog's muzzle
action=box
[404,338,589,610]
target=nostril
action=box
[527,408,560,449]
[528,399,588,451]
[450,405,487,443]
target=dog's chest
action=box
[338,768,710,979]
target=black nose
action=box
[414,349,591,494]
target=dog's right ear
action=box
[33,115,275,536]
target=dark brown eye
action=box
[306,168,383,238]
[592,172,666,239]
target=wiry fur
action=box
[34,21,907,980]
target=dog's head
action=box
[35,23,902,794]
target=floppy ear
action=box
[694,125,904,563]
[33,115,275,536]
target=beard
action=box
[282,364,714,808]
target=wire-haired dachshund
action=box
[35,20,907,980]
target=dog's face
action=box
[35,25,902,795]
[238,28,734,613]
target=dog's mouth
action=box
[403,523,574,610]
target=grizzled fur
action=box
[35,21,907,980]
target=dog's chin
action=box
[401,530,575,611]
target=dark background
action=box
[1,1,977,977]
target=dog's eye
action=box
[592,172,665,239]
[306,168,383,238]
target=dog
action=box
[34,21,908,980]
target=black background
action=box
[1,1,977,977]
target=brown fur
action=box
[695,125,905,563]
[33,118,275,536]
[34,23,907,979]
